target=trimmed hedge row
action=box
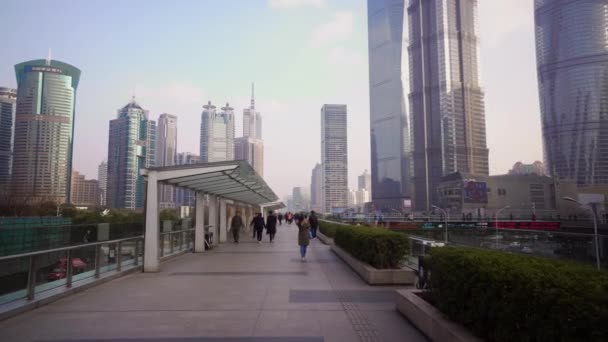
[318,220,345,238]
[428,247,608,342]
[331,224,408,269]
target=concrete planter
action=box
[396,289,482,342]
[330,245,415,285]
[316,231,334,245]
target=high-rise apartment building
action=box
[97,160,107,207]
[106,99,156,209]
[535,0,608,187]
[11,59,81,204]
[243,83,262,140]
[200,101,234,163]
[367,0,412,212]
[358,169,371,191]
[70,171,99,208]
[321,104,348,213]
[157,114,178,208]
[0,87,16,189]
[234,137,264,176]
[310,163,323,212]
[408,0,489,211]
[175,152,200,207]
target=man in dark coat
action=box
[250,213,266,243]
[230,211,244,243]
[266,211,278,243]
[309,211,319,238]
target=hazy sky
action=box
[0,0,541,200]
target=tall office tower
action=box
[367,0,412,212]
[70,171,99,208]
[175,152,200,207]
[243,83,262,139]
[310,163,323,212]
[156,114,178,208]
[408,0,489,211]
[97,160,107,207]
[292,187,310,212]
[234,137,264,176]
[11,59,81,204]
[106,99,156,209]
[358,169,372,191]
[321,104,348,213]
[535,0,608,187]
[200,101,235,162]
[0,87,16,189]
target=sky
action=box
[0,0,541,200]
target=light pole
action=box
[432,205,448,243]
[563,197,600,270]
[495,206,510,249]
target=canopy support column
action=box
[195,191,206,253]
[219,199,227,243]
[144,171,159,272]
[209,195,219,246]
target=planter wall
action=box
[331,245,414,285]
[316,231,334,245]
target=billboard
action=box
[463,180,488,204]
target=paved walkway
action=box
[0,224,426,342]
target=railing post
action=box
[180,231,184,251]
[116,242,122,272]
[95,244,101,278]
[134,240,139,266]
[160,234,165,257]
[26,255,36,300]
[170,232,174,254]
[66,249,73,288]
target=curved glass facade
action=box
[367,0,412,211]
[535,0,608,186]
[12,60,80,204]
[0,87,16,188]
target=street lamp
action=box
[432,205,448,243]
[563,196,600,270]
[495,205,511,249]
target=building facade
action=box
[292,187,310,212]
[11,59,81,204]
[175,152,200,207]
[358,169,372,191]
[535,0,608,186]
[243,83,262,140]
[200,101,234,163]
[0,87,16,190]
[321,104,348,213]
[106,100,156,210]
[156,113,178,208]
[310,163,323,212]
[97,160,107,207]
[509,161,545,176]
[234,137,264,176]
[367,0,412,211]
[408,0,489,212]
[70,171,99,208]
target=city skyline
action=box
[0,0,543,199]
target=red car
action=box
[47,258,87,280]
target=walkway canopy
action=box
[140,160,283,272]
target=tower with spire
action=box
[235,83,264,176]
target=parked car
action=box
[47,258,87,280]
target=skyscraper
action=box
[358,169,371,191]
[97,160,107,207]
[106,99,156,209]
[200,101,235,162]
[0,87,16,189]
[292,187,310,212]
[535,0,608,187]
[243,83,262,140]
[70,171,99,208]
[310,163,323,212]
[234,137,264,176]
[175,152,200,207]
[367,0,412,212]
[408,0,488,211]
[156,113,178,208]
[12,59,81,204]
[321,104,348,213]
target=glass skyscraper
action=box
[321,104,348,213]
[367,0,412,212]
[156,113,177,208]
[12,59,81,204]
[408,0,488,211]
[535,0,608,186]
[0,87,16,189]
[106,99,156,209]
[199,101,235,163]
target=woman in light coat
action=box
[297,213,311,261]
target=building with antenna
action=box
[235,83,264,176]
[200,101,235,163]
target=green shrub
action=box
[318,220,345,238]
[333,224,408,269]
[427,247,608,342]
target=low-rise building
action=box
[70,171,99,208]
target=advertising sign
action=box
[463,180,488,204]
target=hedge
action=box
[427,247,608,342]
[318,220,345,238]
[332,224,409,269]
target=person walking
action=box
[297,213,311,261]
[250,213,266,243]
[230,211,244,243]
[266,211,278,243]
[309,210,319,239]
[278,213,284,225]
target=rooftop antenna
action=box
[45,48,52,65]
[251,82,255,109]
[131,87,136,103]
